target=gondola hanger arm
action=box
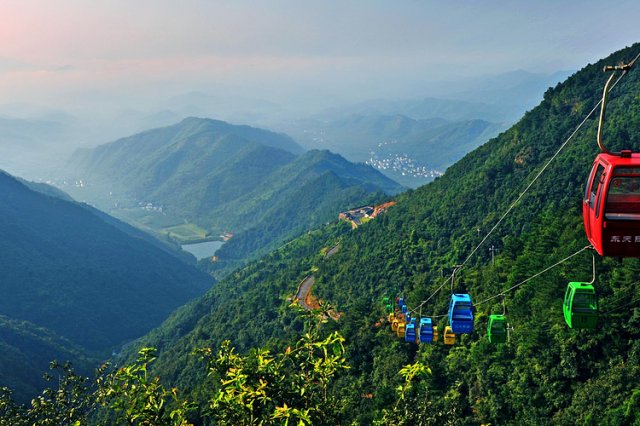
[597,62,634,155]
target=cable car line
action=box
[385,247,637,343]
[405,52,640,317]
[459,55,637,271]
[474,245,592,306]
[412,245,591,318]
[386,51,640,342]
[598,289,640,314]
[409,275,453,314]
[601,296,640,315]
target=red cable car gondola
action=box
[583,152,640,256]
[583,62,640,257]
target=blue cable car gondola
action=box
[405,323,417,343]
[419,318,433,343]
[449,294,474,334]
[401,304,407,314]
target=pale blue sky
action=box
[0,0,638,109]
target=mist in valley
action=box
[0,0,637,184]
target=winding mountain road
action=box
[295,275,316,309]
[294,244,340,317]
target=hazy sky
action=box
[0,0,638,111]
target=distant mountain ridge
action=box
[279,69,568,187]
[66,117,403,264]
[320,98,512,122]
[72,117,303,165]
[443,69,573,108]
[285,113,506,187]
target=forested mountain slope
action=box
[0,171,212,354]
[66,117,302,231]
[213,149,401,261]
[0,316,96,404]
[117,43,640,424]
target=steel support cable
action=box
[599,294,639,315]
[415,257,640,325]
[601,296,640,315]
[404,51,640,315]
[414,245,590,318]
[460,66,632,271]
[474,245,591,306]
[408,274,453,315]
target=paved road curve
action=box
[295,244,340,312]
[295,275,315,309]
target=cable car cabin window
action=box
[572,292,597,313]
[452,304,472,319]
[589,165,605,216]
[586,164,604,202]
[605,174,640,220]
[564,286,571,306]
[491,322,505,333]
[614,167,640,175]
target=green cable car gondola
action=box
[487,314,507,343]
[563,282,598,329]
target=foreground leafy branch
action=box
[194,315,349,425]
[0,312,351,425]
[96,347,192,426]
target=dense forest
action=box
[2,43,640,424]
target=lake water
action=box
[181,240,225,259]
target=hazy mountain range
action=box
[64,117,403,265]
[285,114,506,187]
[0,69,568,181]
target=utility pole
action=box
[489,245,497,265]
